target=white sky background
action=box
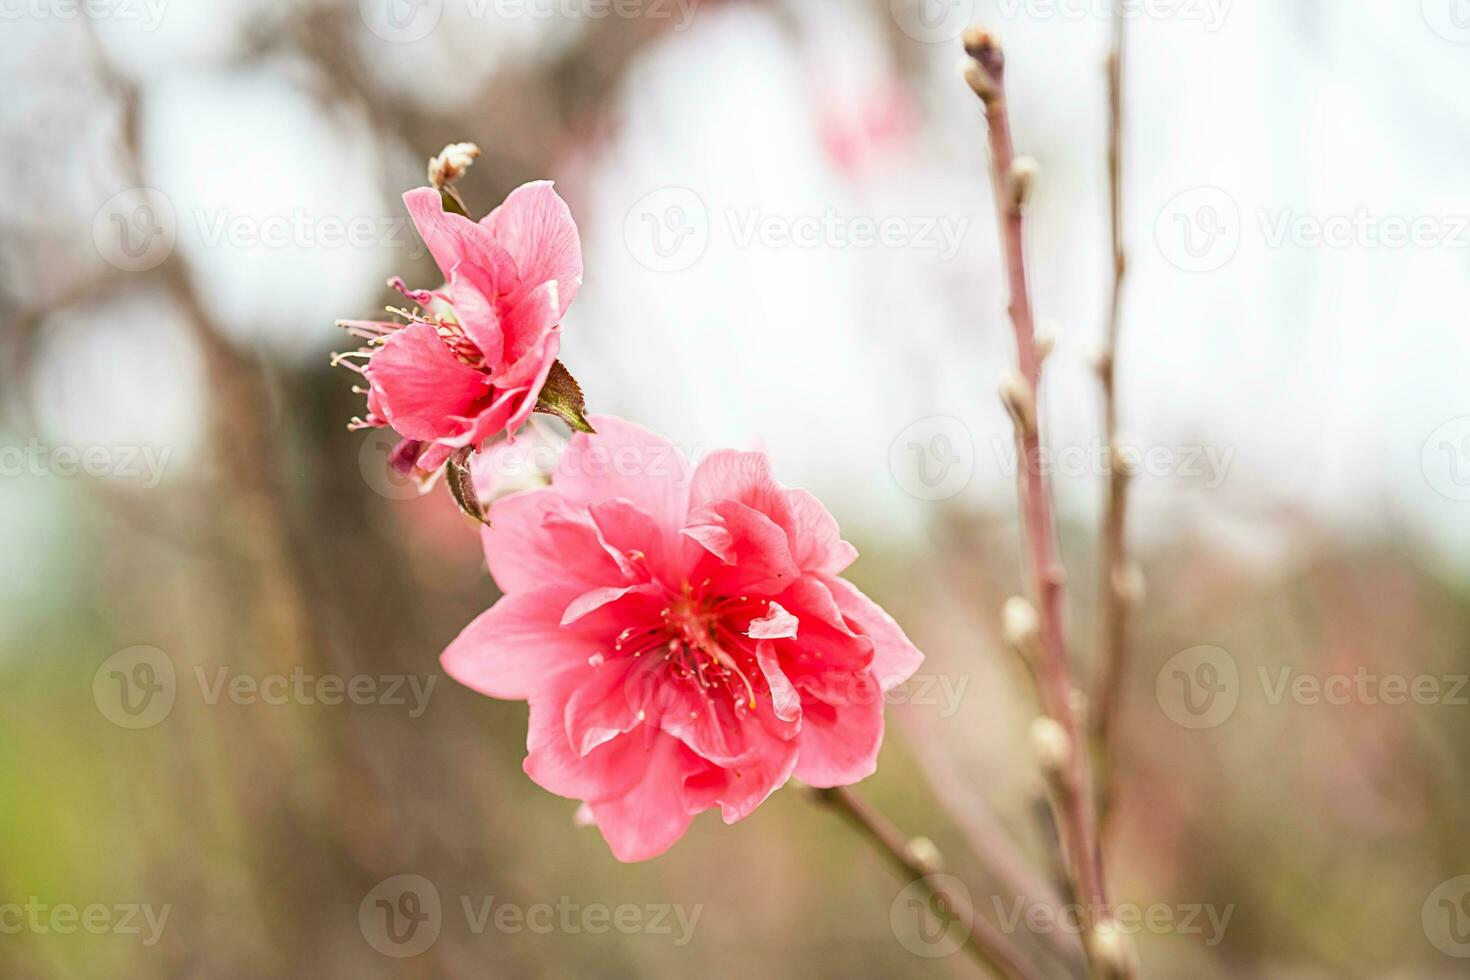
[3,0,1469,576]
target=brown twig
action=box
[810,786,1047,980]
[895,708,1086,975]
[1092,7,1139,841]
[962,27,1135,979]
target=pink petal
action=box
[482,490,631,595]
[784,488,859,575]
[656,678,797,771]
[480,180,583,317]
[747,601,799,640]
[587,498,676,585]
[756,640,801,723]
[494,279,561,387]
[689,449,794,528]
[446,259,505,364]
[525,696,653,804]
[563,656,644,756]
[403,187,519,292]
[439,585,599,701]
[778,576,854,636]
[501,338,561,437]
[684,500,801,596]
[792,669,885,788]
[679,717,800,824]
[823,577,925,691]
[560,583,653,626]
[364,322,492,441]
[585,731,700,862]
[555,416,693,538]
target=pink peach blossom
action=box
[441,416,924,861]
[343,181,582,477]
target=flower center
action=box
[612,588,768,713]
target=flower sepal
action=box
[533,360,596,434]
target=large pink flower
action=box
[441,416,924,861]
[347,181,582,474]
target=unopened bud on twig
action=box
[1089,919,1137,979]
[1035,330,1055,363]
[1108,437,1138,479]
[963,26,999,61]
[1000,372,1037,435]
[1030,716,1072,775]
[961,57,997,103]
[1007,156,1038,210]
[1002,596,1040,659]
[905,836,944,875]
[428,142,481,189]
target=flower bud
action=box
[1007,156,1038,209]
[1089,919,1137,979]
[961,57,997,103]
[999,372,1036,435]
[905,836,944,875]
[1002,596,1040,659]
[428,141,481,189]
[1030,716,1071,774]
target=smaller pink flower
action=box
[343,181,582,476]
[441,416,924,861]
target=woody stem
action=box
[962,27,1134,979]
[810,786,1047,980]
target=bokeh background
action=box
[4,0,1470,976]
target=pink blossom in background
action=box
[344,181,582,477]
[441,416,924,861]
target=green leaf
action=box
[534,361,596,434]
[444,448,490,526]
[440,187,471,219]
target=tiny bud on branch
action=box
[961,57,998,103]
[905,836,944,875]
[1003,596,1041,657]
[1000,373,1037,435]
[428,142,481,189]
[1007,156,1038,210]
[1030,716,1072,775]
[1088,920,1137,979]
